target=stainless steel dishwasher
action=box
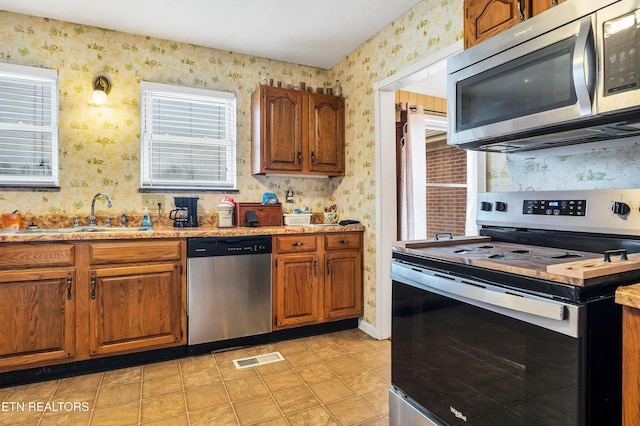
[187,236,272,346]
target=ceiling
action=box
[0,0,423,69]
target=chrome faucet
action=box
[90,192,113,227]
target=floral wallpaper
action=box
[329,0,463,327]
[487,137,640,192]
[0,1,465,330]
[0,10,338,218]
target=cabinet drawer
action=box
[89,240,182,265]
[274,235,318,253]
[0,243,74,269]
[325,233,362,250]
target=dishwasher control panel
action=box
[187,236,272,257]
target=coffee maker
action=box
[171,197,199,227]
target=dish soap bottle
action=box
[142,208,152,229]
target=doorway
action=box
[370,40,486,340]
[395,92,467,239]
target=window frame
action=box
[0,62,59,188]
[139,81,237,191]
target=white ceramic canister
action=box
[217,202,235,228]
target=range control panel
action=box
[476,189,640,236]
[523,199,586,216]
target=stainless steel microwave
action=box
[447,0,640,152]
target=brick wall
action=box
[426,146,467,236]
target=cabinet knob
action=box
[339,239,349,244]
[297,151,302,164]
[311,151,316,164]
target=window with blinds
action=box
[140,82,237,190]
[0,63,58,187]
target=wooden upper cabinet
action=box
[464,0,566,49]
[257,87,303,172]
[465,0,527,49]
[531,0,566,16]
[252,85,345,176]
[309,94,345,174]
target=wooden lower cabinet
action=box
[325,251,362,320]
[0,239,186,373]
[86,240,185,357]
[89,263,182,356]
[274,253,320,327]
[622,305,640,424]
[0,243,76,371]
[0,269,76,370]
[273,232,362,329]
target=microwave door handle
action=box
[572,16,596,116]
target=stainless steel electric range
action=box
[390,189,640,426]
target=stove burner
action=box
[449,244,586,263]
[454,245,495,254]
[551,253,583,259]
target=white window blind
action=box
[140,81,237,190]
[0,63,58,187]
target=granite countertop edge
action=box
[0,224,365,243]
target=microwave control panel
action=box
[602,8,639,96]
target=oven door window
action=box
[457,37,577,132]
[392,280,580,425]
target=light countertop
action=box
[0,224,365,243]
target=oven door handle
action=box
[443,276,566,321]
[391,262,580,337]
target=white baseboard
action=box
[358,318,381,340]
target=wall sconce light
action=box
[88,76,111,106]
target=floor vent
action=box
[232,352,284,369]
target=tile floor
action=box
[0,329,391,425]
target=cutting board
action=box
[395,236,491,249]
[547,252,640,279]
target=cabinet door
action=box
[531,0,565,17]
[89,263,182,356]
[274,254,320,328]
[0,269,75,370]
[465,0,528,49]
[308,94,345,174]
[262,87,304,172]
[324,251,362,320]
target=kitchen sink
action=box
[13,228,78,234]
[79,226,150,233]
[13,226,150,234]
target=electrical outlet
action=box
[142,194,165,213]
